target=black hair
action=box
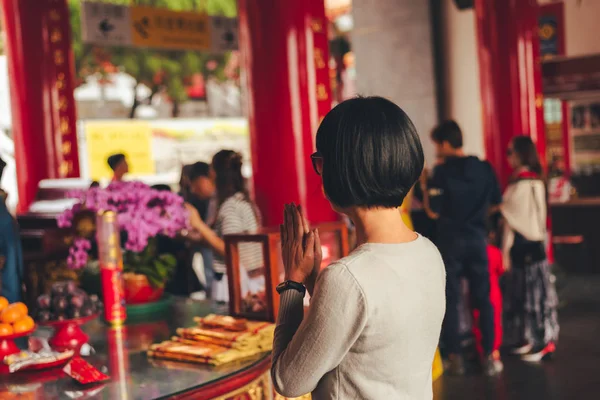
[0,156,6,179]
[188,162,211,182]
[151,184,172,192]
[107,153,126,171]
[212,150,248,206]
[512,136,542,176]
[431,120,463,149]
[315,96,424,209]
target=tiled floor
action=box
[433,274,600,400]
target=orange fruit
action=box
[12,316,35,334]
[0,297,8,313]
[11,302,28,318]
[1,304,26,324]
[0,323,13,337]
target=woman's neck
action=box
[348,207,417,247]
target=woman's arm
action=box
[271,263,368,398]
[186,204,226,256]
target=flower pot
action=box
[123,273,164,305]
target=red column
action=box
[1,0,80,213]
[238,0,337,226]
[475,0,546,186]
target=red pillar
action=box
[238,0,337,226]
[475,0,546,186]
[1,0,80,213]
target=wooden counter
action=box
[550,197,600,273]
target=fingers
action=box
[284,204,294,241]
[279,224,286,243]
[298,205,310,234]
[314,228,322,259]
[291,204,301,241]
[304,230,315,259]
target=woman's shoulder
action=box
[219,193,254,214]
[316,262,366,299]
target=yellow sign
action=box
[130,6,210,51]
[85,121,155,180]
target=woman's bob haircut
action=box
[316,96,424,209]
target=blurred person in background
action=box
[423,120,503,376]
[107,153,129,182]
[181,162,215,221]
[186,150,263,302]
[0,156,23,303]
[502,136,559,362]
[180,162,217,298]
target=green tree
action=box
[69,0,237,117]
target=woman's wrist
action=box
[284,272,307,284]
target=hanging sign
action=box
[210,17,239,52]
[130,6,211,51]
[80,2,237,52]
[81,2,133,47]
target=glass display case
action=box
[224,221,349,322]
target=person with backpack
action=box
[423,121,503,376]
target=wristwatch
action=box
[276,280,306,296]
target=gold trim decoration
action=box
[311,18,323,33]
[51,28,63,43]
[62,140,72,155]
[316,84,329,101]
[47,3,79,178]
[211,370,270,400]
[314,49,326,69]
[60,117,70,134]
[49,10,60,21]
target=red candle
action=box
[96,211,127,326]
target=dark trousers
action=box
[439,235,495,356]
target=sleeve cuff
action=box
[277,289,304,326]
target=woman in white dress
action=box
[502,136,559,362]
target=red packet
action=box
[63,357,110,384]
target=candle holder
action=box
[40,314,98,352]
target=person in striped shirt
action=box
[186,150,264,302]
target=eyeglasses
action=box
[310,152,323,176]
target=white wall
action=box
[440,0,485,158]
[563,0,600,57]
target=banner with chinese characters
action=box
[48,0,80,178]
[80,1,238,53]
[309,1,333,130]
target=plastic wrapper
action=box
[63,357,110,385]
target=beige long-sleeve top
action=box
[271,235,446,400]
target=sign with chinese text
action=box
[81,2,132,47]
[80,2,238,52]
[130,6,211,51]
[84,121,155,180]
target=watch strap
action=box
[276,280,306,296]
